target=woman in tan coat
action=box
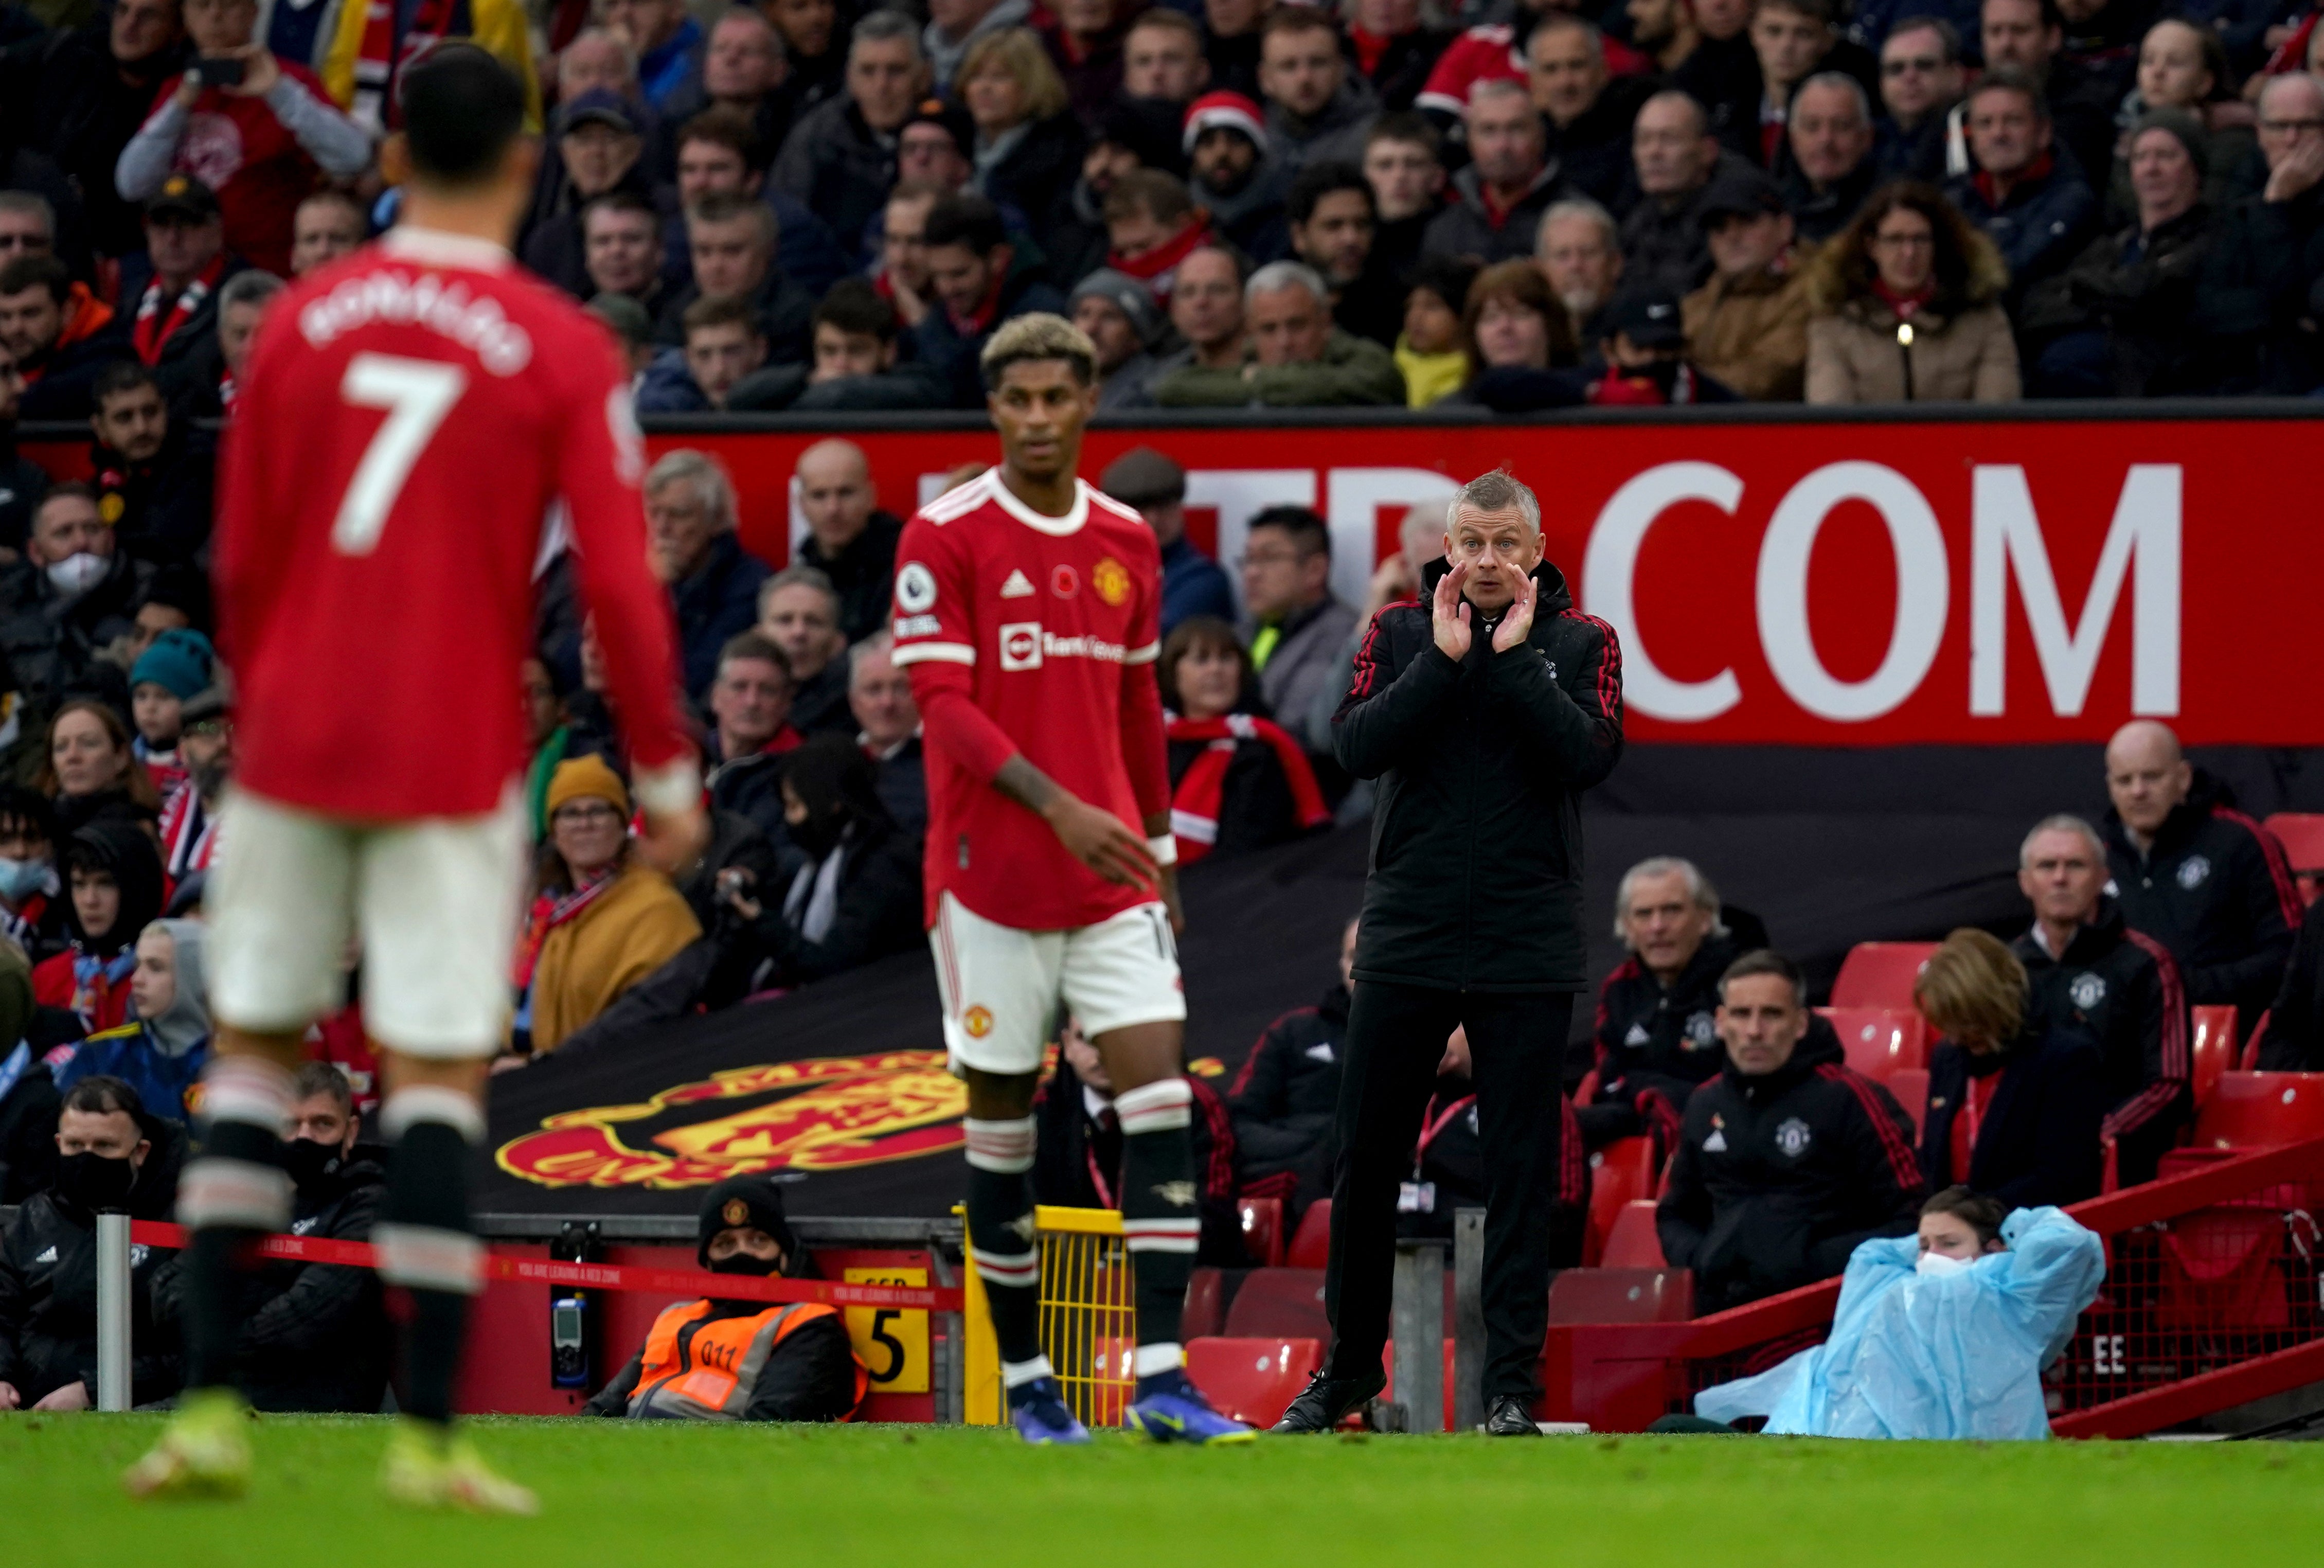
[516,756,701,1057]
[1803,181,2022,404]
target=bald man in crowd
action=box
[792,439,904,644]
[2099,720,2302,1034]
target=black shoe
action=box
[1271,1368,1388,1434]
[1483,1396,1541,1436]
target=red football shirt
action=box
[216,226,693,822]
[141,64,342,277]
[891,469,1166,932]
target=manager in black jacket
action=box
[1275,469,1622,1437]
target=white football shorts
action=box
[207,784,529,1059]
[929,890,1186,1076]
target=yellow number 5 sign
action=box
[842,1268,929,1393]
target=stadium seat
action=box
[1584,1136,1658,1266]
[1239,1196,1284,1267]
[1546,1267,1693,1324]
[1184,1337,1322,1427]
[1285,1199,1331,1269]
[2190,1006,2241,1111]
[2262,813,2324,905]
[1816,1007,1928,1080]
[2187,1073,2324,1150]
[1222,1268,1330,1340]
[1885,1068,1930,1142]
[1600,1200,1667,1269]
[1183,1268,1226,1340]
[2242,1010,2270,1072]
[1830,941,1940,1010]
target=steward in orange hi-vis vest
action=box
[585,1175,867,1422]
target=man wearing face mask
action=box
[154,1063,389,1412]
[0,1075,183,1412]
[0,485,148,700]
[586,1174,867,1420]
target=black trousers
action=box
[1324,980,1574,1403]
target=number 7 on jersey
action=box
[332,352,469,556]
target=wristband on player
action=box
[1148,834,1178,866]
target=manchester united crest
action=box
[722,1197,750,1225]
[1092,556,1131,606]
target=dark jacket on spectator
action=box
[2259,906,2324,1071]
[2017,202,2214,396]
[1165,712,1327,859]
[1920,1023,2107,1210]
[1399,1081,1586,1264]
[789,363,952,413]
[153,1148,388,1412]
[2190,183,2324,394]
[1945,153,2100,299]
[1229,980,1348,1213]
[1873,112,1950,183]
[712,815,921,992]
[0,1149,182,1405]
[0,435,46,555]
[1343,26,1454,113]
[708,744,800,858]
[870,734,927,841]
[1333,557,1622,992]
[796,511,903,645]
[1159,537,1236,635]
[671,532,773,701]
[2103,771,2301,1032]
[981,112,1086,236]
[1265,75,1381,173]
[17,311,134,422]
[0,1044,58,1204]
[1781,157,1879,245]
[651,265,818,364]
[116,252,247,393]
[1618,153,1757,297]
[90,427,212,568]
[1657,1030,1924,1313]
[1421,162,1569,265]
[0,548,147,700]
[2011,899,2189,1183]
[1672,33,1762,158]
[1584,925,1791,1151]
[1033,1055,1247,1267]
[910,251,1070,408]
[1547,78,1656,209]
[1152,329,1405,407]
[771,95,900,263]
[0,21,188,257]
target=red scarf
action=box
[946,265,1011,337]
[1350,25,1394,77]
[513,865,620,988]
[352,0,468,133]
[132,255,225,366]
[1872,278,1936,319]
[1109,216,1213,302]
[1166,712,1329,863]
[1972,151,2052,210]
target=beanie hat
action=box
[2130,106,2209,182]
[130,628,216,702]
[696,1173,798,1266]
[1068,268,1166,348]
[1183,90,1267,156]
[545,754,631,820]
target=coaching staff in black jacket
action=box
[1273,469,1622,1438]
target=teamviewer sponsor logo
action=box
[999,622,1044,670]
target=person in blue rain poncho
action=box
[1693,1186,2105,1439]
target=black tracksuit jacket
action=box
[1227,982,1349,1199]
[2011,899,2189,1167]
[0,1186,178,1405]
[1920,1023,2107,1211]
[1657,1030,1924,1313]
[2103,772,2301,1030]
[1332,558,1622,992]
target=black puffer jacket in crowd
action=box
[2102,770,2301,1030]
[1333,556,1622,992]
[2018,203,2215,395]
[0,1179,180,1405]
[1657,1029,1924,1313]
[1228,982,1349,1202]
[1921,1023,2107,1211]
[152,1149,389,1412]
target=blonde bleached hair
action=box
[980,312,1098,390]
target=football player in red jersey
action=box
[890,315,1251,1445]
[127,47,706,1509]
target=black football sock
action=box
[1116,1078,1199,1395]
[377,1088,486,1430]
[176,1057,295,1394]
[962,1116,1048,1389]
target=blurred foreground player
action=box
[127,47,705,1509]
[892,314,1249,1446]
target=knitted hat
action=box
[130,628,216,701]
[696,1173,797,1266]
[2130,106,2209,181]
[901,95,976,162]
[546,755,630,819]
[1068,268,1166,348]
[1182,90,1267,156]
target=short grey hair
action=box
[1795,70,1871,124]
[2019,813,2106,870]
[563,27,639,82]
[714,4,785,60]
[0,191,56,239]
[848,629,897,681]
[1613,856,1727,940]
[644,449,737,531]
[852,9,923,61]
[760,562,841,621]
[219,270,285,313]
[1447,468,1541,537]
[1538,196,1617,252]
[1468,78,1535,116]
[1244,259,1330,310]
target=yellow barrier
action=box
[960,1205,1136,1426]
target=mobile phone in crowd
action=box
[195,55,246,88]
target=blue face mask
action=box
[0,856,52,904]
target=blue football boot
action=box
[1009,1377,1092,1445]
[1124,1369,1257,1445]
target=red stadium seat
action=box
[2243,1011,2270,1072]
[2187,1073,2324,1150]
[1223,1268,1330,1340]
[1238,1197,1284,1267]
[1600,1200,1667,1269]
[1816,1007,1928,1080]
[2190,1006,2241,1111]
[1584,1136,1657,1266]
[1285,1199,1331,1269]
[1183,1268,1226,1340]
[1547,1267,1693,1324]
[2263,813,2324,905]
[1830,942,1941,1010]
[1184,1337,1322,1427]
[1885,1067,1930,1142]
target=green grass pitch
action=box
[8,1413,2324,1567]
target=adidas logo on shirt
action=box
[1305,1043,1335,1063]
[32,1245,57,1264]
[1000,569,1036,599]
[1624,1023,1650,1046]
[1703,1129,1728,1153]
